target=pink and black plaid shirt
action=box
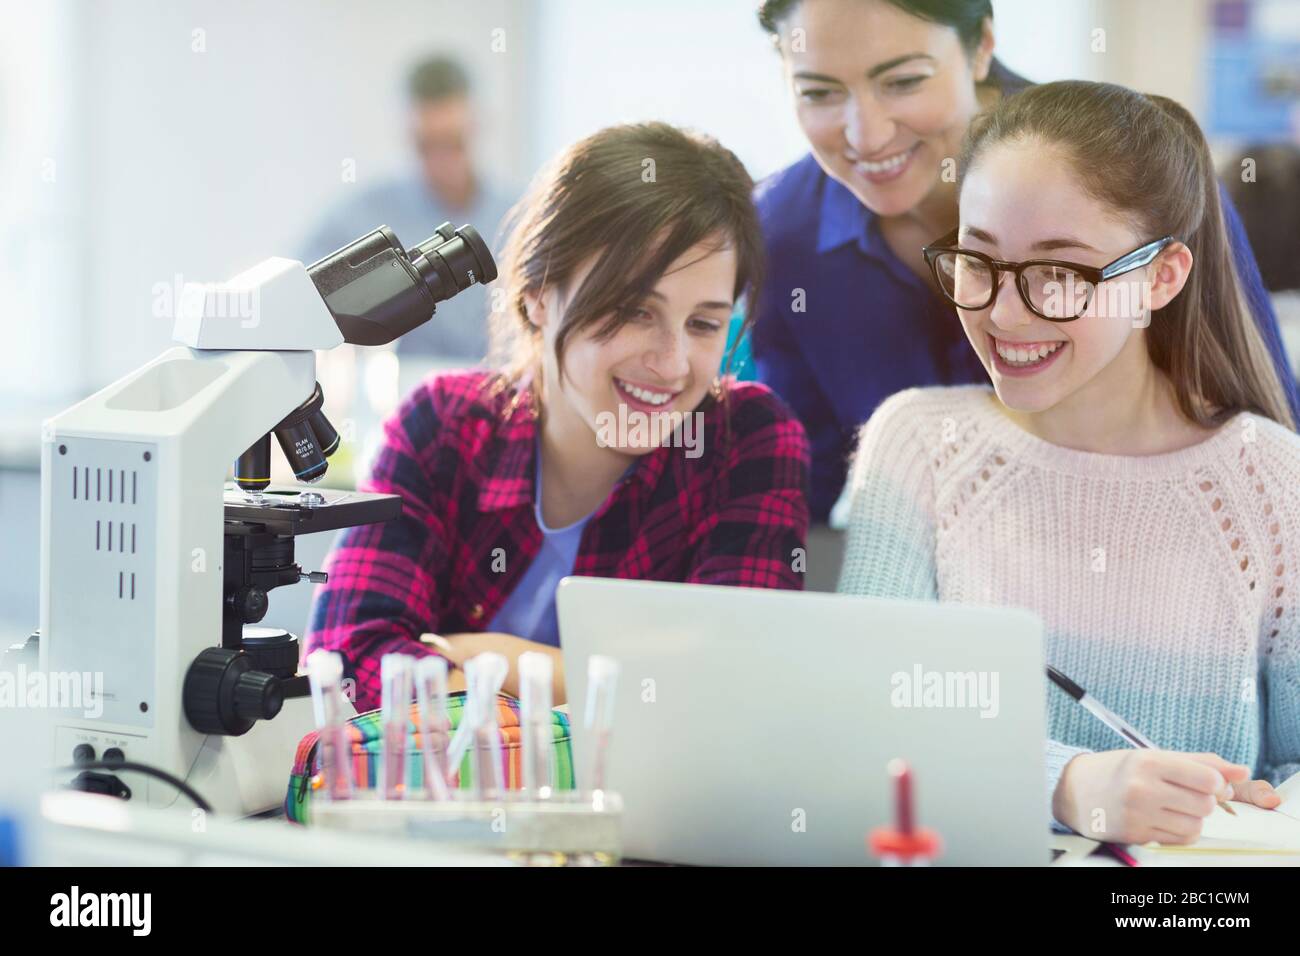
[304,370,810,710]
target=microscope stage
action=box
[223,484,401,535]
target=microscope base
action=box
[188,695,347,817]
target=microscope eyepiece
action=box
[407,223,498,301]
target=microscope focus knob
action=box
[228,586,268,624]
[183,646,284,736]
[234,669,284,724]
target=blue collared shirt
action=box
[751,102,1300,522]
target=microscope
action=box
[37,223,496,815]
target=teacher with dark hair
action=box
[749,0,1299,521]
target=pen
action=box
[1046,664,1236,816]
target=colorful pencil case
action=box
[284,692,575,823]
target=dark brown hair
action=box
[407,54,469,103]
[758,0,993,57]
[1224,143,1300,294]
[959,80,1295,430]
[490,122,763,392]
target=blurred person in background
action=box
[1225,143,1300,378]
[301,54,514,363]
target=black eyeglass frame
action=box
[920,229,1177,321]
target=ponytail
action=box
[1144,95,1294,430]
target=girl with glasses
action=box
[749,0,1298,524]
[838,80,1300,846]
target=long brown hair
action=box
[490,122,763,394]
[959,80,1295,430]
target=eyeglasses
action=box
[921,229,1176,321]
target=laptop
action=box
[556,577,1049,866]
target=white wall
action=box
[1095,0,1211,117]
[77,0,534,395]
[991,0,1106,84]
[996,0,1214,119]
[527,0,809,182]
[0,0,87,411]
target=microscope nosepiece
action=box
[235,382,340,490]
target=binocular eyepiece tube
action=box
[306,221,498,347]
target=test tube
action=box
[472,653,508,800]
[379,654,414,800]
[443,653,507,799]
[413,656,452,801]
[583,655,619,794]
[444,665,477,787]
[518,652,554,798]
[306,651,353,801]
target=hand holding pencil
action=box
[1053,749,1249,846]
[1046,664,1282,844]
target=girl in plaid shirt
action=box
[305,123,810,709]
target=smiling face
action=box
[525,238,737,458]
[955,137,1191,414]
[777,0,993,218]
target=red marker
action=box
[867,759,942,866]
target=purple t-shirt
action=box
[486,443,593,647]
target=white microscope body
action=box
[37,223,496,816]
[39,259,341,814]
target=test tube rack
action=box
[308,789,624,864]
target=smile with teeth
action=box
[992,337,1066,367]
[616,377,675,406]
[855,143,918,174]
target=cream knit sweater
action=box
[837,386,1300,826]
